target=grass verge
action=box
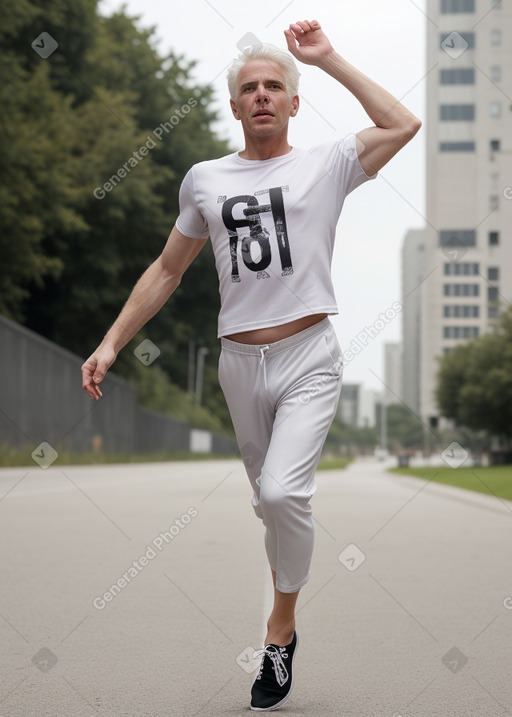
[390,465,512,501]
[0,446,238,468]
[317,456,353,471]
[1,446,353,470]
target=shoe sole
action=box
[250,632,299,712]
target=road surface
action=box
[1,457,511,716]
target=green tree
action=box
[436,306,512,439]
[0,0,233,430]
[324,417,378,455]
[0,0,91,317]
[375,403,424,451]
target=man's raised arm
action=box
[284,20,422,176]
[81,227,208,400]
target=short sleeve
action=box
[310,133,377,197]
[175,167,210,239]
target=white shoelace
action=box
[253,644,289,687]
[259,345,269,365]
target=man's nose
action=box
[255,85,269,102]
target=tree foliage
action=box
[324,417,378,455]
[1,0,233,429]
[436,306,512,439]
[375,403,425,451]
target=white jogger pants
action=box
[218,318,343,593]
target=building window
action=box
[491,29,502,45]
[444,284,480,297]
[489,231,499,245]
[440,68,475,84]
[488,267,499,281]
[441,0,475,11]
[444,262,479,275]
[490,139,501,151]
[441,32,475,49]
[439,230,476,248]
[488,286,499,301]
[490,194,499,210]
[440,142,476,152]
[444,305,480,318]
[440,104,475,121]
[488,306,499,319]
[490,102,502,117]
[443,326,479,339]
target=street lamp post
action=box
[380,397,388,454]
[188,339,196,395]
[195,347,209,405]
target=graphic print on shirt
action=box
[220,186,293,282]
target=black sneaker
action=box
[250,631,298,712]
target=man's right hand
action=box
[81,345,117,400]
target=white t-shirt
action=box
[176,133,376,337]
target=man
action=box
[82,19,421,712]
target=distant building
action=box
[339,383,380,428]
[339,384,359,426]
[383,342,402,405]
[420,0,512,424]
[401,229,425,415]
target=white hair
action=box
[227,43,300,100]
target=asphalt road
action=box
[1,457,511,717]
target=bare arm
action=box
[284,20,422,176]
[81,226,208,399]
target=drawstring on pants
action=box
[259,345,270,365]
[259,345,270,390]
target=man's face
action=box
[230,59,299,139]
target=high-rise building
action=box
[401,229,426,415]
[384,342,403,404]
[420,0,512,425]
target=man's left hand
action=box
[284,20,334,65]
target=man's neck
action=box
[238,137,293,161]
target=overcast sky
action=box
[99,0,428,392]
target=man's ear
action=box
[290,94,299,118]
[230,98,241,120]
